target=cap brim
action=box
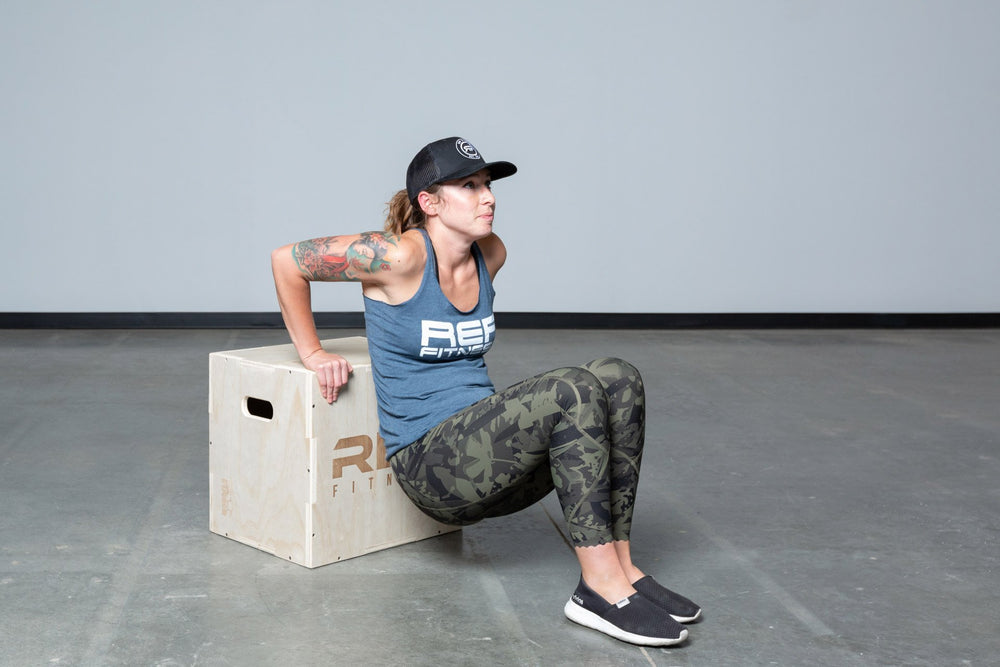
[484,160,517,181]
[438,160,518,185]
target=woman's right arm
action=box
[270,232,409,403]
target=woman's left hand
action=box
[303,349,354,403]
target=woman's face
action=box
[426,169,496,238]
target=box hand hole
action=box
[244,396,274,421]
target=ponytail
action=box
[384,190,416,234]
[383,184,441,234]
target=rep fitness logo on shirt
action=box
[420,315,495,359]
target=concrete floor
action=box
[1,327,999,666]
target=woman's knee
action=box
[543,367,609,413]
[582,357,645,399]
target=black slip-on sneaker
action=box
[632,576,702,623]
[563,578,688,647]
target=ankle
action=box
[611,541,646,584]
[581,573,636,604]
[576,542,638,603]
[623,564,646,584]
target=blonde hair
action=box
[384,185,441,234]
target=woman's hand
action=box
[302,349,354,403]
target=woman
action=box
[271,137,700,647]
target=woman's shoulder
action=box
[393,229,429,269]
[360,229,428,301]
[476,233,507,278]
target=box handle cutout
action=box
[244,396,274,421]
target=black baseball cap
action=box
[406,137,517,203]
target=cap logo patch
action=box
[455,139,480,160]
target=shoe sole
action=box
[671,609,702,624]
[563,601,689,647]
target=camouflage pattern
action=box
[389,358,645,547]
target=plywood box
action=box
[209,336,458,567]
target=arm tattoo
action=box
[292,232,399,281]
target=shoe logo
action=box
[616,598,631,609]
[572,594,584,606]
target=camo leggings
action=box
[389,358,645,547]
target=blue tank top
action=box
[363,229,496,458]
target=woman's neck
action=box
[424,222,478,274]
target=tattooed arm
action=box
[270,231,420,402]
[290,232,400,281]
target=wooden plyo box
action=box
[209,336,459,567]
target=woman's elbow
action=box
[271,244,294,274]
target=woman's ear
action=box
[416,191,437,217]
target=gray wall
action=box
[2,1,998,314]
